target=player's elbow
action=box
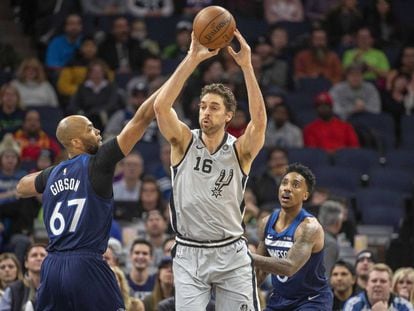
[153,97,165,115]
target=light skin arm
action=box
[255,215,270,286]
[16,171,42,198]
[230,30,267,173]
[251,218,323,277]
[117,87,163,156]
[154,32,219,163]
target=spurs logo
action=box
[211,169,233,198]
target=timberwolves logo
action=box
[211,169,233,198]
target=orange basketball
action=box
[193,6,236,50]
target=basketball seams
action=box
[198,11,227,44]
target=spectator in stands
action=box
[330,260,356,310]
[354,249,376,293]
[105,81,149,140]
[318,200,344,277]
[0,244,47,310]
[324,0,363,49]
[111,265,145,311]
[294,27,343,84]
[392,267,414,305]
[138,176,167,216]
[113,152,144,203]
[404,72,414,115]
[387,46,414,91]
[330,63,382,120]
[103,243,121,268]
[143,256,174,311]
[57,37,110,99]
[80,0,126,15]
[263,86,287,113]
[304,0,341,23]
[13,110,61,164]
[67,59,123,131]
[342,27,390,81]
[265,104,303,148]
[127,239,156,300]
[0,84,25,139]
[45,14,83,70]
[344,263,413,311]
[98,17,147,73]
[268,25,291,63]
[0,253,23,298]
[179,0,212,18]
[227,108,247,138]
[151,143,171,201]
[130,19,160,56]
[303,92,360,153]
[248,147,288,207]
[11,57,59,108]
[0,42,21,81]
[263,0,304,24]
[143,210,169,269]
[127,0,174,18]
[127,55,165,94]
[162,20,192,64]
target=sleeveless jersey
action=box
[42,154,112,253]
[170,130,247,241]
[265,209,330,308]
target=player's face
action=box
[25,246,47,274]
[366,270,391,304]
[330,266,355,293]
[0,258,18,283]
[80,121,102,154]
[278,172,309,209]
[199,93,232,135]
[130,244,152,270]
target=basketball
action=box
[193,6,236,50]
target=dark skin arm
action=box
[251,216,324,277]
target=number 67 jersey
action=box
[170,129,247,242]
[42,154,112,253]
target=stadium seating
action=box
[368,167,414,198]
[400,115,414,149]
[287,148,330,170]
[333,148,380,176]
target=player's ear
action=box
[303,191,309,201]
[71,138,82,149]
[226,111,233,123]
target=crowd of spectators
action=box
[1,0,414,309]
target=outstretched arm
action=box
[154,32,219,159]
[16,171,42,198]
[230,30,267,173]
[251,218,323,277]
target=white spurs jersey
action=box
[170,130,248,242]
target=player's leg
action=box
[213,239,261,311]
[36,254,61,310]
[173,244,211,311]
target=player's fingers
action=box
[227,46,236,57]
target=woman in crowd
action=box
[0,84,25,140]
[0,253,23,298]
[392,267,414,305]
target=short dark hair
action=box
[130,238,153,256]
[284,163,316,194]
[331,260,356,276]
[200,83,237,114]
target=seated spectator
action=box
[151,143,172,201]
[304,0,341,23]
[0,253,23,298]
[113,152,144,203]
[0,244,47,310]
[330,260,356,311]
[263,0,304,24]
[268,25,291,63]
[13,110,61,164]
[57,37,110,99]
[80,0,126,15]
[98,17,147,73]
[143,256,174,311]
[392,267,414,305]
[294,27,343,84]
[344,263,413,311]
[0,84,25,139]
[127,55,165,95]
[248,147,288,207]
[263,86,287,113]
[354,250,376,293]
[342,27,390,82]
[11,58,59,108]
[386,46,414,91]
[227,108,247,138]
[45,14,83,70]
[330,63,382,120]
[303,92,360,153]
[265,104,303,148]
[404,72,414,115]
[138,176,167,216]
[67,59,123,131]
[162,20,192,65]
[179,0,212,18]
[126,0,174,18]
[130,19,160,56]
[111,265,145,311]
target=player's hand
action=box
[188,32,219,63]
[227,29,251,69]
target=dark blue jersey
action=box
[265,209,331,309]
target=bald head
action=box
[56,115,90,148]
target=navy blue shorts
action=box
[36,251,125,311]
[265,290,333,311]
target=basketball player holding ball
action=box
[153,9,266,311]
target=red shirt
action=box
[303,117,360,152]
[14,129,61,162]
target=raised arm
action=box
[251,218,323,277]
[229,30,267,173]
[117,87,162,156]
[154,32,219,161]
[255,215,270,285]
